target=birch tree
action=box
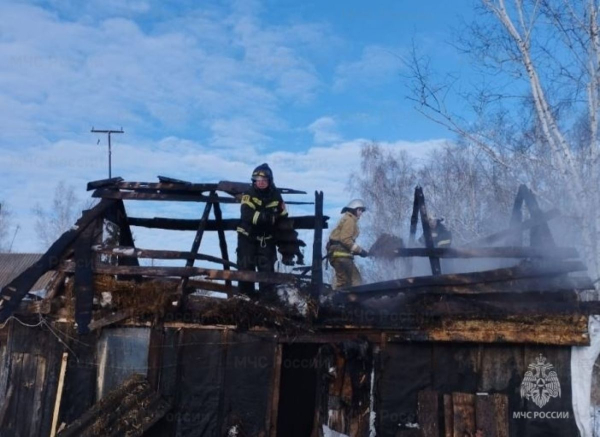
[0,202,13,252]
[408,0,600,282]
[33,181,93,249]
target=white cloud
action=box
[333,45,403,92]
[1,135,446,252]
[307,116,341,145]
[0,2,324,152]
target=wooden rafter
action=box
[0,199,117,323]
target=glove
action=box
[358,249,369,258]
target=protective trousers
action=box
[236,234,277,297]
[330,257,362,289]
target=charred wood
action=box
[86,177,124,191]
[127,215,328,231]
[337,275,593,303]
[60,262,301,284]
[0,199,117,323]
[92,246,240,268]
[392,246,578,259]
[336,260,587,297]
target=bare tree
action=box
[33,181,93,249]
[0,202,13,252]
[407,0,600,282]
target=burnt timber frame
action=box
[0,177,328,331]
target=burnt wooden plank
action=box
[92,189,238,203]
[88,310,132,331]
[180,194,214,300]
[157,175,192,184]
[267,345,283,437]
[522,185,556,248]
[475,394,508,437]
[58,374,166,437]
[59,333,97,426]
[417,186,441,275]
[4,353,24,431]
[86,177,124,191]
[0,199,116,322]
[119,181,216,191]
[92,246,240,269]
[475,394,496,437]
[452,393,475,437]
[61,262,300,284]
[478,347,525,393]
[337,260,587,297]
[418,390,439,437]
[114,200,139,268]
[394,246,578,259]
[74,225,96,335]
[443,394,453,437]
[17,353,37,436]
[127,215,328,231]
[466,209,560,247]
[217,180,306,195]
[507,184,526,246]
[493,395,509,437]
[30,354,48,436]
[407,187,421,277]
[386,316,589,346]
[0,383,14,430]
[212,197,231,287]
[341,275,592,304]
[311,191,324,295]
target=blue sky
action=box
[0,0,477,255]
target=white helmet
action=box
[342,199,366,213]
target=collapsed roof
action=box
[0,178,597,346]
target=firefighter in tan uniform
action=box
[327,199,368,289]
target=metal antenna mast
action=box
[91,128,124,178]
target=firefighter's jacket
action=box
[328,212,362,258]
[237,186,288,240]
[419,223,452,248]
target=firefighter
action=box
[236,163,288,298]
[419,217,452,248]
[327,199,369,289]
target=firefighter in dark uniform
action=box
[419,217,452,248]
[237,163,288,297]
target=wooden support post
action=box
[416,187,441,275]
[50,352,68,437]
[522,186,556,248]
[115,200,139,267]
[212,198,231,287]
[508,185,526,246]
[311,191,324,297]
[406,186,421,276]
[74,224,96,334]
[179,194,214,306]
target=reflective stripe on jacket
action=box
[237,186,288,239]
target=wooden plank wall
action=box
[0,321,63,437]
[380,343,579,437]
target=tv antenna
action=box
[91,127,124,178]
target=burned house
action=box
[0,178,598,437]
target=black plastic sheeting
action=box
[376,343,579,437]
[174,330,277,437]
